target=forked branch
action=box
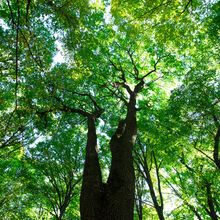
[110,59,133,95]
[127,49,140,80]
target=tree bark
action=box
[143,160,164,220]
[105,94,137,220]
[206,183,218,220]
[136,198,143,220]
[80,92,139,219]
[80,117,103,220]
[213,126,220,169]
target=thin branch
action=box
[135,137,148,168]
[117,82,133,94]
[163,176,181,198]
[69,91,101,112]
[194,145,215,163]
[19,29,44,69]
[127,49,140,80]
[0,126,24,149]
[119,63,126,82]
[141,200,155,208]
[15,0,20,109]
[48,83,104,116]
[105,84,129,105]
[6,0,20,109]
[134,153,147,178]
[145,75,164,86]
[180,0,192,15]
[141,55,166,80]
[6,0,16,26]
[180,152,196,173]
[163,175,202,220]
[109,59,124,78]
[109,59,133,94]
[134,75,164,94]
[53,96,91,117]
[205,183,218,220]
[134,56,167,93]
[136,0,172,19]
[7,0,44,72]
[26,0,31,23]
[109,58,127,83]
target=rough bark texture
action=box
[80,117,103,220]
[104,95,137,219]
[77,70,151,220]
[80,93,138,219]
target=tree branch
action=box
[194,145,215,164]
[180,0,192,15]
[141,56,164,80]
[109,59,133,95]
[137,0,172,19]
[127,49,140,80]
[26,0,31,23]
[6,0,20,109]
[7,0,44,72]
[68,91,103,115]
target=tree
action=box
[134,138,165,220]
[27,129,83,219]
[0,0,219,219]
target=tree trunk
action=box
[80,94,138,219]
[105,95,137,220]
[80,117,103,220]
[144,162,164,220]
[136,196,143,220]
[206,183,218,220]
[213,126,220,169]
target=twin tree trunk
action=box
[80,94,137,220]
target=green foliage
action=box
[0,0,219,219]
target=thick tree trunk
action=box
[105,95,137,220]
[80,117,103,220]
[80,94,138,219]
[106,126,135,219]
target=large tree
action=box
[0,0,219,219]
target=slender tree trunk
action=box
[187,204,202,220]
[144,163,164,220]
[80,117,103,220]
[136,196,143,220]
[213,126,220,169]
[135,176,144,220]
[206,183,218,220]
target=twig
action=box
[180,0,192,15]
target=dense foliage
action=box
[0,0,219,219]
